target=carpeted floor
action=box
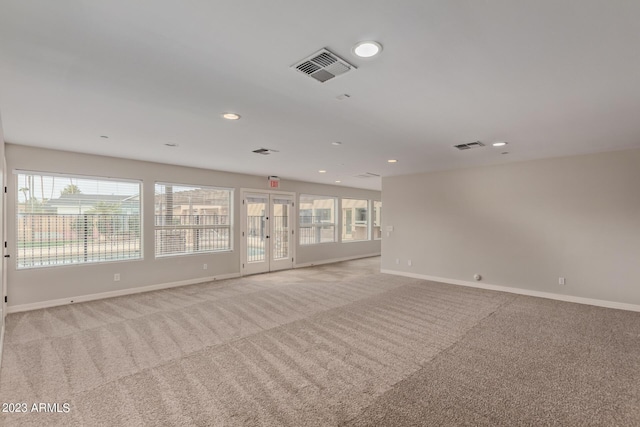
[0,257,639,426]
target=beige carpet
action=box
[0,257,638,426]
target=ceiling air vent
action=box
[252,148,279,155]
[354,172,381,178]
[292,48,356,83]
[454,141,485,150]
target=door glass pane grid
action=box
[247,199,266,263]
[272,201,290,260]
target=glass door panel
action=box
[244,194,269,274]
[270,197,293,271]
[242,192,294,275]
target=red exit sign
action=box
[268,176,280,189]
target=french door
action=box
[242,190,294,275]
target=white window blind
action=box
[155,183,233,256]
[299,195,337,244]
[16,172,142,269]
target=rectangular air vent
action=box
[354,172,381,178]
[253,148,279,155]
[454,141,485,150]
[292,48,356,83]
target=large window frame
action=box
[341,198,370,242]
[298,194,337,245]
[155,183,234,257]
[15,171,142,269]
[373,200,382,240]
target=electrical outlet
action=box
[407,259,412,266]
[559,277,566,285]
[203,264,208,270]
[114,273,120,282]
[395,258,400,265]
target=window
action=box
[155,183,232,256]
[342,198,369,241]
[16,172,142,269]
[299,195,337,244]
[373,200,382,239]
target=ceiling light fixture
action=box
[100,135,109,139]
[387,159,398,163]
[318,170,327,173]
[335,180,341,183]
[332,141,342,146]
[492,141,508,147]
[352,41,382,58]
[222,113,241,120]
[165,143,179,147]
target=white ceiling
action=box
[1,1,640,190]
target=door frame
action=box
[0,156,6,367]
[240,189,296,276]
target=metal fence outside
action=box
[299,216,336,245]
[155,215,231,256]
[17,213,141,268]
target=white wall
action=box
[6,144,380,309]
[382,148,640,306]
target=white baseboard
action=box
[295,253,381,269]
[381,269,640,313]
[7,273,241,314]
[7,253,384,313]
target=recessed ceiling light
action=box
[353,41,382,58]
[318,170,327,173]
[100,135,109,139]
[335,180,341,183]
[492,141,508,147]
[332,141,342,146]
[502,152,509,155]
[387,159,398,163]
[222,113,241,120]
[165,143,179,147]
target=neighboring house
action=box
[42,193,140,215]
[17,193,140,243]
[154,188,230,225]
